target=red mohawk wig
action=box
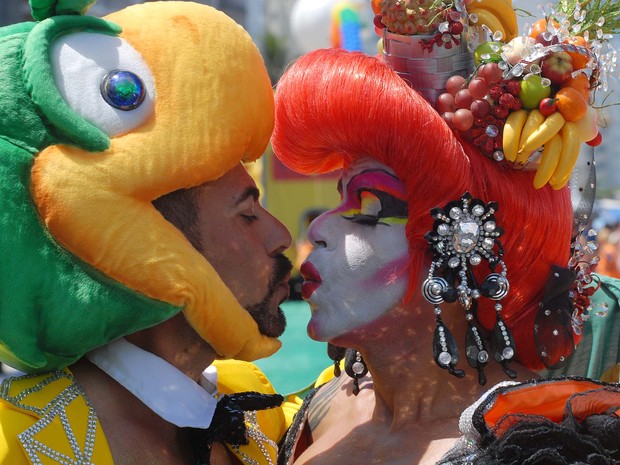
[272,48,573,370]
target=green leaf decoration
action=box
[556,0,620,38]
[29,0,97,21]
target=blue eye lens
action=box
[100,69,146,111]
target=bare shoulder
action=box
[308,374,373,431]
[292,374,462,465]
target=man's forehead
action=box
[195,164,258,203]
[233,185,260,206]
[221,164,260,204]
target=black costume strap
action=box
[189,391,284,465]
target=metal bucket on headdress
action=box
[382,29,475,107]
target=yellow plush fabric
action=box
[0,370,114,465]
[314,362,342,387]
[214,360,301,463]
[30,2,279,361]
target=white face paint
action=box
[300,158,410,341]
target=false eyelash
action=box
[342,213,380,226]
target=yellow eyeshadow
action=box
[341,208,360,216]
[360,191,382,216]
[381,217,408,225]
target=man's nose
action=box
[264,211,292,256]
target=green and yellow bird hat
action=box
[0,0,279,372]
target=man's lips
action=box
[278,273,291,302]
[271,273,291,306]
[300,261,321,300]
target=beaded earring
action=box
[327,343,346,377]
[422,192,515,385]
[344,349,368,395]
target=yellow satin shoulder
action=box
[0,370,114,465]
[214,360,303,464]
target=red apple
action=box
[586,132,603,147]
[540,51,574,85]
[539,97,558,116]
[534,31,560,46]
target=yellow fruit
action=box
[469,8,506,41]
[516,109,545,163]
[469,0,518,41]
[502,109,528,162]
[533,134,562,189]
[519,112,565,156]
[549,122,581,189]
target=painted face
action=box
[301,158,410,341]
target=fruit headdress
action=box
[0,0,278,372]
[373,0,618,190]
[273,0,617,372]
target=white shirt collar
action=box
[86,338,217,429]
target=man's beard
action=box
[245,254,293,338]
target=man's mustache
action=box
[272,254,293,289]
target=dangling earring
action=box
[344,349,368,395]
[422,192,516,385]
[327,343,346,377]
[423,263,466,379]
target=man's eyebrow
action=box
[235,186,260,206]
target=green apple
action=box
[519,75,551,110]
[474,41,503,66]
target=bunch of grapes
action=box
[378,0,447,36]
[436,62,522,159]
[421,19,464,51]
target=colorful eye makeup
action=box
[340,169,408,225]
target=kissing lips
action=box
[300,261,321,300]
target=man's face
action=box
[193,164,293,337]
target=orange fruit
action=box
[564,36,590,70]
[555,87,588,122]
[371,0,382,15]
[529,18,560,39]
[564,73,591,101]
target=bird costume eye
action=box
[51,32,155,136]
[101,70,146,111]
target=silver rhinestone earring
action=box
[422,192,515,384]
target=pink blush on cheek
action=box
[362,255,410,288]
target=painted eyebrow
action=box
[234,186,260,206]
[348,169,402,186]
[346,169,406,200]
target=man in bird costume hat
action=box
[0,1,294,463]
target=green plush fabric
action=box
[0,16,117,153]
[0,138,180,372]
[0,14,181,372]
[30,0,97,21]
[24,15,120,152]
[0,26,56,153]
